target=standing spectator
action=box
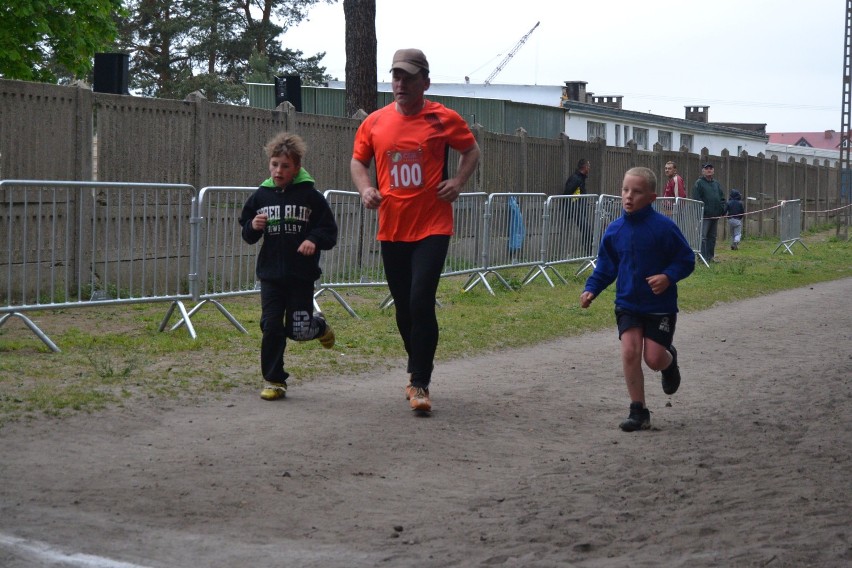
[580,167,695,432]
[350,48,481,414]
[727,189,745,250]
[663,161,686,198]
[692,163,726,262]
[564,158,593,254]
[239,132,338,401]
[563,158,590,197]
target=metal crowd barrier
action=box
[166,186,261,335]
[670,197,706,267]
[462,193,548,294]
[315,190,383,317]
[573,194,625,275]
[525,194,598,286]
[0,180,724,351]
[774,199,808,255]
[1,180,197,351]
[444,192,488,278]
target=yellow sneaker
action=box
[318,323,335,349]
[260,382,287,400]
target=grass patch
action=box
[0,232,849,426]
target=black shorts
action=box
[615,308,677,347]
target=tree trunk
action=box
[343,0,377,117]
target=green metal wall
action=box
[249,84,563,139]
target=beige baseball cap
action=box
[390,48,430,74]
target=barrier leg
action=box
[314,287,361,319]
[522,265,555,287]
[169,299,208,331]
[463,271,513,294]
[210,300,249,333]
[0,312,61,353]
[575,258,597,276]
[773,239,808,255]
[158,301,197,340]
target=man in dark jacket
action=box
[564,158,590,196]
[692,163,726,261]
[564,159,593,254]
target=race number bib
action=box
[386,149,424,190]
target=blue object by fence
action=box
[508,196,525,252]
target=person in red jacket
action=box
[663,161,686,198]
[350,48,480,414]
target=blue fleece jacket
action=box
[584,205,695,314]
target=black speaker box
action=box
[274,75,302,111]
[93,53,129,95]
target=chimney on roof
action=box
[561,81,587,103]
[685,106,709,123]
[825,129,835,139]
[592,95,623,110]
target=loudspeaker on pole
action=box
[274,75,302,112]
[93,53,129,95]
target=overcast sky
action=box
[283,0,844,133]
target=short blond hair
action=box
[264,132,307,164]
[625,167,657,193]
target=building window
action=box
[615,124,621,147]
[587,121,606,142]
[624,126,631,146]
[680,134,693,152]
[658,130,672,150]
[634,128,649,150]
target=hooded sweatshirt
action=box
[239,168,338,282]
[584,205,695,314]
[727,189,745,219]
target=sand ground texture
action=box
[1,278,850,567]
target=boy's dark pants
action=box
[259,277,322,383]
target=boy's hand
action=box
[297,240,317,256]
[252,213,268,231]
[579,291,595,309]
[646,274,671,295]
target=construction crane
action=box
[483,21,540,87]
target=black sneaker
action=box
[619,402,651,432]
[661,344,681,395]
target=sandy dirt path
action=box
[1,278,850,567]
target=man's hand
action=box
[436,178,462,203]
[359,186,382,209]
[580,291,595,309]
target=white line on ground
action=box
[0,532,152,568]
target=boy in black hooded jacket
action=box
[726,189,745,250]
[239,132,338,400]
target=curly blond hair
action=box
[264,132,307,164]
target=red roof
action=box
[767,130,849,150]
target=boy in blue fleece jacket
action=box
[239,132,338,401]
[580,167,695,431]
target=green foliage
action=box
[112,0,335,103]
[0,0,124,82]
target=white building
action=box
[327,79,770,158]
